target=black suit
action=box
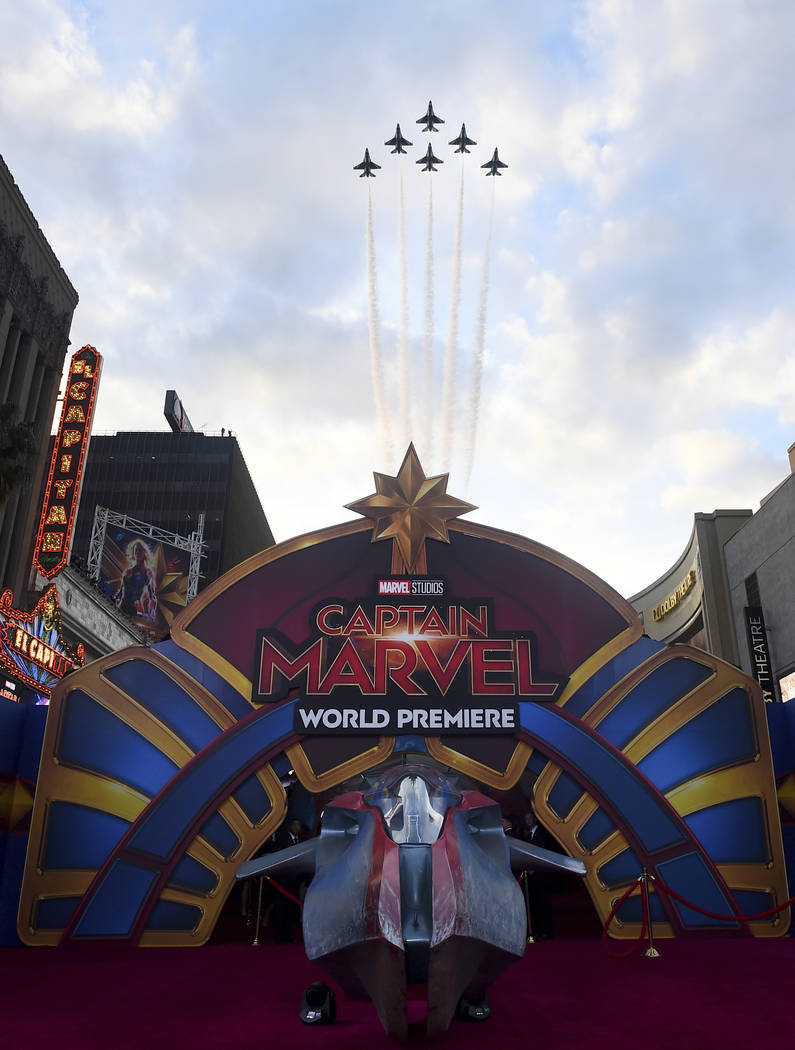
[519,822,557,939]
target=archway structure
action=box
[18,449,790,945]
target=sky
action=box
[2,0,795,598]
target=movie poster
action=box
[98,525,190,638]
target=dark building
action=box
[69,431,274,589]
[0,153,78,602]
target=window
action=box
[745,572,761,608]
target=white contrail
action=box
[441,167,464,467]
[422,180,435,461]
[398,171,411,449]
[464,182,495,488]
[366,184,392,462]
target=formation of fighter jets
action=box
[354,100,508,177]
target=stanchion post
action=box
[641,870,661,958]
[252,875,264,947]
[522,870,534,944]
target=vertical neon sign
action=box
[32,345,102,579]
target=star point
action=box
[346,444,476,574]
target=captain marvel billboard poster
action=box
[97,525,190,637]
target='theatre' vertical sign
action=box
[32,345,103,579]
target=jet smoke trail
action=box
[398,171,411,449]
[464,183,495,488]
[422,181,435,462]
[441,167,464,468]
[367,184,392,463]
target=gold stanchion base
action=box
[526,935,535,944]
[643,946,661,957]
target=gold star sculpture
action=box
[346,444,476,574]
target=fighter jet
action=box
[416,100,444,132]
[482,148,508,176]
[236,761,586,1041]
[353,148,381,177]
[449,123,477,153]
[385,123,412,154]
[416,143,443,172]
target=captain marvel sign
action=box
[97,524,190,637]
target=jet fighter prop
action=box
[237,760,585,1042]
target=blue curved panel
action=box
[232,773,272,825]
[103,661,222,753]
[657,852,738,928]
[578,807,616,852]
[684,798,769,865]
[147,899,202,932]
[733,890,774,916]
[58,690,178,797]
[198,812,240,859]
[595,659,713,750]
[65,700,297,942]
[638,689,756,795]
[168,854,219,895]
[43,802,130,870]
[74,861,157,938]
[34,897,82,930]
[155,639,253,720]
[519,702,686,853]
[563,636,662,718]
[598,848,641,887]
[527,750,550,777]
[617,892,666,923]
[547,771,584,819]
[127,701,295,860]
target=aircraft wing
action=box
[235,837,318,880]
[505,835,587,876]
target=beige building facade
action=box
[630,510,752,664]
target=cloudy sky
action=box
[2,0,794,597]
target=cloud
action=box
[3,1,795,600]
[0,4,196,140]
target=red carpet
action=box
[2,934,794,1050]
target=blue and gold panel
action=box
[17,644,288,946]
[523,644,789,938]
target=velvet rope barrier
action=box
[601,873,795,955]
[653,877,794,924]
[266,876,304,908]
[601,876,648,958]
